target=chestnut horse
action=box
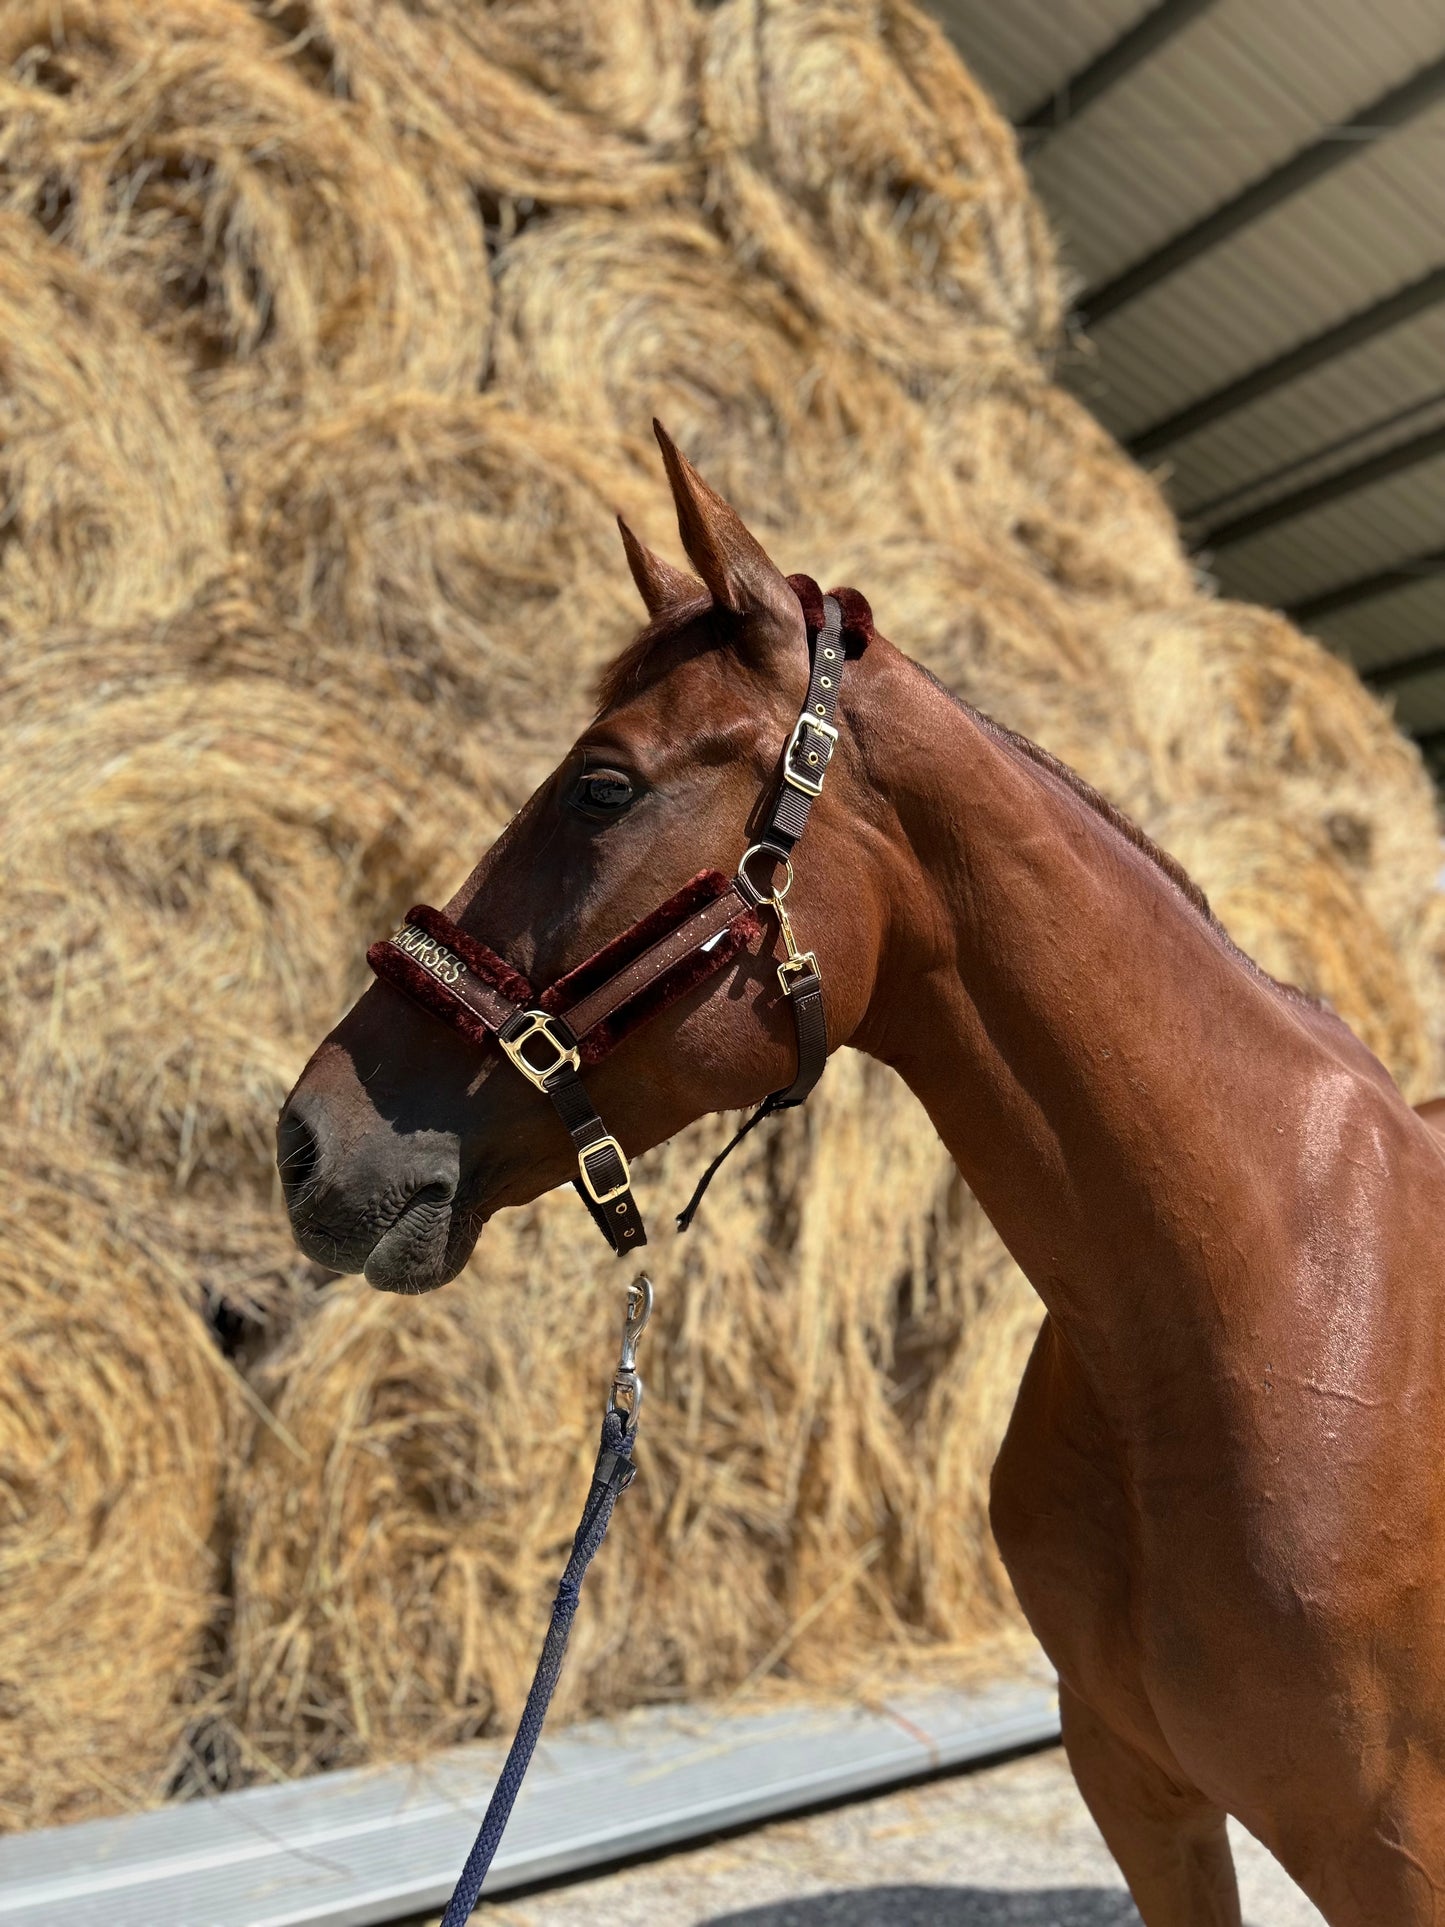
[280,428,1445,1924]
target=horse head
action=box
[276,425,894,1291]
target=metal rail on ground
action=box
[0,1680,1059,1927]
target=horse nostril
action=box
[407,1178,455,1214]
[276,1103,321,1209]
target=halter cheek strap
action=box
[671,593,846,1228]
[366,588,861,1255]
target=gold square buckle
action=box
[578,1135,631,1206]
[782,714,839,796]
[776,951,819,994]
[499,1010,580,1091]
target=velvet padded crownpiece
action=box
[541,870,763,1065]
[366,941,497,1050]
[406,904,535,1008]
[786,574,873,654]
[787,572,826,634]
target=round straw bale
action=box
[0,635,481,1190]
[0,0,486,427]
[241,392,652,756]
[278,0,692,206]
[409,0,698,143]
[699,0,1060,373]
[231,1057,992,1771]
[0,216,227,632]
[491,210,942,536]
[1121,600,1429,819]
[927,367,1196,608]
[0,1127,232,1829]
[804,529,1098,742]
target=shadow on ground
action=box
[707,1888,1141,1925]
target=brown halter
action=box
[367,586,861,1254]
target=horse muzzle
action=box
[276,1083,465,1292]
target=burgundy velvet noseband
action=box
[368,869,760,1068]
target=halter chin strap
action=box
[367,590,858,1255]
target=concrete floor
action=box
[474,1746,1326,1926]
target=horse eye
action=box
[573,769,636,816]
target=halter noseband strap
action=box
[367,589,858,1254]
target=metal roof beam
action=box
[1182,387,1445,524]
[1362,644,1445,691]
[1129,266,1445,458]
[1286,548,1445,625]
[1200,422,1445,551]
[1019,0,1222,140]
[1080,52,1445,328]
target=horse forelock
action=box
[592,594,717,712]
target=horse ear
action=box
[616,516,703,617]
[653,420,801,634]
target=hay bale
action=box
[491,209,950,542]
[0,1129,233,1829]
[807,528,1111,760]
[277,0,694,206]
[0,0,486,431]
[700,0,1060,372]
[391,0,698,143]
[240,392,653,757]
[0,216,227,631]
[0,626,481,1189]
[927,367,1197,609]
[1155,802,1431,1090]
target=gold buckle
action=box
[579,1135,631,1206]
[499,1010,580,1090]
[776,951,819,994]
[782,715,839,796]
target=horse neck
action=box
[849,650,1354,1398]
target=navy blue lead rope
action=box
[438,1280,651,1925]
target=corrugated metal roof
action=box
[1079,101,1445,436]
[1158,308,1445,512]
[1316,577,1445,675]
[934,0,1445,776]
[1204,449,1445,605]
[1029,0,1445,290]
